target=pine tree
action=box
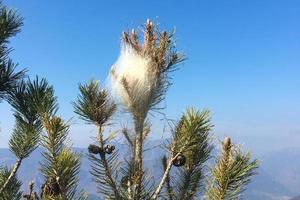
[1,1,259,199]
[74,20,259,200]
[1,77,84,200]
[36,79,84,200]
[0,2,84,199]
[0,2,36,197]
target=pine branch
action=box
[1,77,53,195]
[0,2,23,44]
[73,80,116,126]
[152,127,200,200]
[176,167,202,200]
[36,79,81,199]
[151,153,180,200]
[2,117,39,195]
[0,159,21,195]
[120,159,135,200]
[8,118,40,159]
[55,148,81,199]
[0,2,25,101]
[173,109,213,200]
[151,108,213,200]
[40,115,82,200]
[74,80,120,199]
[205,137,259,200]
[122,127,134,147]
[161,156,174,200]
[0,60,25,101]
[89,126,121,199]
[89,149,120,199]
[0,167,22,200]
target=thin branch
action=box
[99,152,121,199]
[162,156,174,200]
[122,128,134,147]
[97,125,121,199]
[151,153,179,200]
[0,158,22,195]
[152,136,192,200]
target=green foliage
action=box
[7,78,55,159]
[73,80,116,126]
[0,6,259,199]
[26,77,58,117]
[0,60,25,101]
[74,80,120,199]
[172,108,213,159]
[162,108,213,200]
[9,117,40,159]
[40,116,82,200]
[0,2,23,46]
[205,138,259,200]
[73,21,259,200]
[0,2,25,101]
[40,116,69,170]
[55,148,81,199]
[89,148,120,199]
[119,158,154,200]
[36,80,82,199]
[0,167,22,200]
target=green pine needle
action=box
[205,138,259,200]
[73,80,116,126]
[0,167,22,200]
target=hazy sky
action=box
[1,0,299,155]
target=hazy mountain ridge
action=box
[1,143,299,199]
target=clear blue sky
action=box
[1,0,299,155]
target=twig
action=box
[162,156,174,200]
[0,158,22,195]
[151,153,179,200]
[97,125,121,199]
[151,137,192,200]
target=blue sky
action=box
[1,0,299,155]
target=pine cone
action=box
[173,153,186,167]
[104,144,115,154]
[88,144,102,154]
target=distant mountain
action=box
[1,142,300,199]
[261,148,300,195]
[290,196,300,200]
[245,167,292,200]
[245,147,300,200]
